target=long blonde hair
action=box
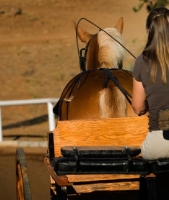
[143,7,169,83]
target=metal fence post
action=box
[47,102,56,131]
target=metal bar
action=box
[0,98,59,142]
[0,98,59,106]
[47,102,56,131]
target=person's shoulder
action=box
[136,54,144,62]
[135,53,147,66]
[133,54,146,80]
[133,54,145,71]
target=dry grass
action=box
[0,0,147,138]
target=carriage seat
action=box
[53,146,150,175]
[49,109,169,177]
[52,145,169,176]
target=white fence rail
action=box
[0,98,59,142]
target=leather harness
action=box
[53,68,133,120]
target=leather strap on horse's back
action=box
[58,70,91,120]
[103,68,132,105]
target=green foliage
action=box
[133,0,169,12]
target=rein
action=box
[79,32,98,72]
[75,18,134,105]
[103,68,132,105]
[55,69,133,120]
[54,19,136,119]
[76,18,136,72]
[57,71,91,120]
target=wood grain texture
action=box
[73,181,139,193]
[16,148,32,200]
[52,116,148,156]
[48,116,148,192]
[67,174,140,182]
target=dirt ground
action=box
[0,0,148,138]
[0,0,150,199]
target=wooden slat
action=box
[67,174,140,182]
[52,116,148,156]
[67,174,140,191]
[73,181,139,193]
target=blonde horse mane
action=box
[98,28,127,118]
[97,28,124,69]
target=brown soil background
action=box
[0,0,148,199]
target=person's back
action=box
[132,7,169,160]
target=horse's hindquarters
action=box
[59,69,136,120]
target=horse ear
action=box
[114,17,123,34]
[74,22,93,43]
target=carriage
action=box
[16,114,169,200]
[15,18,169,200]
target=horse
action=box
[53,17,137,120]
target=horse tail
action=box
[99,87,126,118]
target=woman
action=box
[132,7,169,160]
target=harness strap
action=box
[79,33,98,72]
[103,74,110,88]
[59,71,90,120]
[103,68,132,105]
